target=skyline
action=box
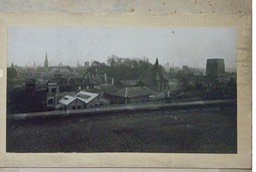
[8,27,236,69]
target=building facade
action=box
[46,82,60,110]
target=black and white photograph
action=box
[6,27,237,153]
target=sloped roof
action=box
[110,86,156,98]
[58,91,99,105]
[138,58,168,89]
[56,91,76,101]
[59,95,76,105]
[99,84,118,95]
[76,91,99,104]
[119,80,138,86]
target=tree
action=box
[86,61,107,76]
[106,55,151,80]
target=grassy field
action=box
[7,106,237,153]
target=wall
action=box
[66,99,85,110]
[86,96,109,108]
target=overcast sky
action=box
[8,27,236,69]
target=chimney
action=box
[112,78,114,85]
[124,87,128,104]
[125,87,128,98]
[95,68,98,76]
[104,73,107,83]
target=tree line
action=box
[86,55,153,80]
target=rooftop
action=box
[76,91,99,104]
[110,86,156,98]
[59,95,76,105]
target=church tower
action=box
[138,58,169,92]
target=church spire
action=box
[155,58,159,66]
[44,52,48,69]
[155,58,160,80]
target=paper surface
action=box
[0,0,251,169]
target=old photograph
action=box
[6,27,237,153]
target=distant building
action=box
[163,62,170,72]
[206,58,225,79]
[48,74,98,92]
[56,90,109,110]
[84,61,90,67]
[182,65,189,70]
[138,58,169,92]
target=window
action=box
[77,106,81,109]
[52,88,56,93]
[95,104,98,107]
[48,98,54,104]
[72,106,76,110]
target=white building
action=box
[56,91,109,110]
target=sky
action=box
[8,27,236,69]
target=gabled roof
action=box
[76,91,99,104]
[59,95,76,105]
[58,91,99,106]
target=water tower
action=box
[206,58,225,79]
